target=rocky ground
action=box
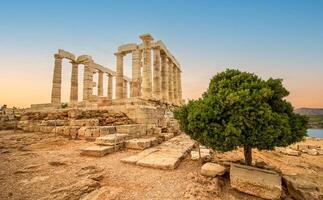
[0,130,322,200]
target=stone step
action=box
[80,145,121,157]
[95,134,128,146]
[121,134,196,170]
[159,132,175,141]
[125,137,158,150]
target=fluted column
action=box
[173,65,178,105]
[130,81,133,97]
[107,73,113,100]
[140,34,153,98]
[132,49,141,97]
[153,47,161,99]
[69,61,78,103]
[83,62,93,101]
[98,70,103,96]
[123,79,128,98]
[51,54,63,104]
[160,53,168,101]
[178,68,182,105]
[115,52,124,99]
[168,59,174,103]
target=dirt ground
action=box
[0,130,322,200]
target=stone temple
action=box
[18,34,191,166]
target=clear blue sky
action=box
[0,0,322,108]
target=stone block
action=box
[116,124,146,136]
[125,137,158,150]
[201,163,226,177]
[80,145,117,157]
[276,147,300,156]
[98,126,116,136]
[161,132,175,140]
[70,119,99,126]
[230,164,282,200]
[121,149,158,164]
[191,148,212,161]
[303,148,318,155]
[95,134,128,146]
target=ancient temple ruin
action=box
[46,33,182,109]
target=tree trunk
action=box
[244,145,252,166]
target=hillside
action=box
[295,108,323,116]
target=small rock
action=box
[201,162,226,177]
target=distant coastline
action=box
[295,108,323,129]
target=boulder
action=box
[283,174,323,200]
[230,164,282,200]
[201,163,226,177]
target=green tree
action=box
[174,69,308,165]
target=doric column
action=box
[160,52,169,101]
[83,62,94,101]
[168,59,174,103]
[173,65,178,105]
[69,61,78,103]
[130,81,133,97]
[123,79,128,98]
[178,68,182,105]
[153,47,161,99]
[115,52,124,99]
[98,70,103,96]
[140,34,153,98]
[131,48,141,97]
[107,73,113,100]
[51,54,63,104]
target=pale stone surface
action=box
[160,53,169,101]
[125,137,158,150]
[191,148,212,161]
[51,54,63,104]
[80,145,117,157]
[153,47,161,98]
[124,134,195,170]
[116,124,147,136]
[141,33,153,98]
[121,148,158,164]
[131,48,141,97]
[107,73,113,99]
[97,70,103,96]
[70,61,78,102]
[160,132,175,140]
[201,163,226,177]
[115,52,124,99]
[276,147,300,156]
[283,174,323,200]
[230,164,282,200]
[95,134,128,146]
[70,119,100,126]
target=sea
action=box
[307,129,323,138]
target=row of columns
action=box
[51,54,131,104]
[114,42,182,105]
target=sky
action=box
[0,0,322,108]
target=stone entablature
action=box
[49,33,182,108]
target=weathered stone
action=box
[201,163,226,177]
[80,145,120,157]
[95,134,128,146]
[124,134,195,170]
[230,164,282,200]
[276,147,300,156]
[283,174,323,200]
[303,148,318,155]
[70,119,99,126]
[160,132,175,140]
[191,148,212,161]
[116,124,146,136]
[125,137,158,150]
[121,148,158,164]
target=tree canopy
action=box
[174,69,308,165]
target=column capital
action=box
[114,52,125,57]
[54,54,63,60]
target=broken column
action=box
[51,54,63,104]
[131,48,141,97]
[153,46,161,99]
[115,52,124,99]
[107,73,113,100]
[69,60,78,103]
[140,34,153,98]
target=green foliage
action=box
[61,103,68,109]
[174,69,308,153]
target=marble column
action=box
[173,65,178,105]
[107,73,113,100]
[98,70,103,96]
[131,49,141,97]
[153,47,161,99]
[178,68,182,105]
[160,53,168,101]
[69,61,78,103]
[83,62,93,101]
[140,34,153,98]
[168,59,174,103]
[51,54,63,104]
[115,52,124,99]
[123,79,128,98]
